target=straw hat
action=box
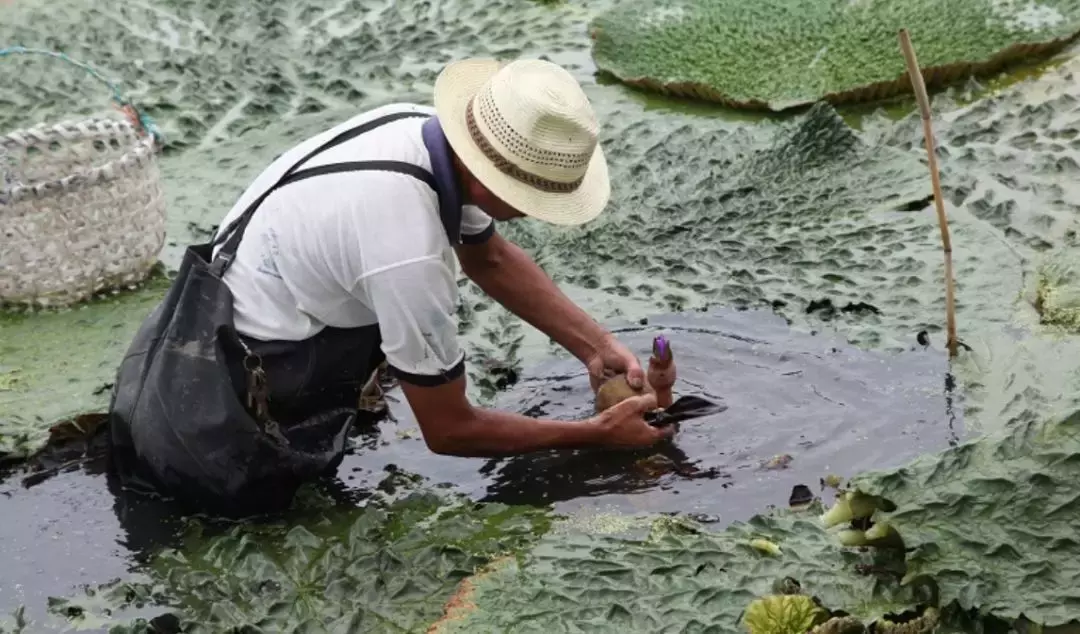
[433,58,610,226]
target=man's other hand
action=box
[586,333,646,393]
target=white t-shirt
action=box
[212,102,495,384]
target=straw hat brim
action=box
[433,58,610,227]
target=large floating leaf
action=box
[847,410,1080,626]
[43,487,553,633]
[589,0,1080,110]
[0,0,595,151]
[0,275,169,462]
[428,409,1080,632]
[532,99,1023,352]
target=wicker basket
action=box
[0,48,167,309]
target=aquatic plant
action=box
[43,486,554,632]
[590,0,1080,110]
[426,408,1080,632]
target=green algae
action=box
[589,0,1080,111]
[0,274,170,461]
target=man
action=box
[211,57,675,461]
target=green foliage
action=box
[590,0,1080,110]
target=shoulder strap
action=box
[210,110,431,277]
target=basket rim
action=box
[1,115,160,206]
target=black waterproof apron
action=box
[107,111,439,517]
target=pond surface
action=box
[0,307,965,630]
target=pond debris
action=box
[750,537,783,556]
[761,453,794,470]
[428,555,517,634]
[821,474,845,490]
[789,484,815,508]
[47,413,108,442]
[0,368,22,391]
[358,360,391,415]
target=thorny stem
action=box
[899,28,959,359]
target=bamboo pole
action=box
[898,28,959,358]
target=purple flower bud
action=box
[652,335,670,360]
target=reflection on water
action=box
[0,307,965,629]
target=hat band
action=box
[465,98,586,194]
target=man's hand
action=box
[591,392,675,448]
[585,333,646,394]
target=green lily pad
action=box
[845,409,1080,626]
[42,487,554,633]
[0,0,595,151]
[589,0,1080,110]
[425,408,1080,632]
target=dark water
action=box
[0,307,965,628]
[344,308,965,520]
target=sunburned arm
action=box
[398,375,605,457]
[455,232,609,364]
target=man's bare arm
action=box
[455,232,608,364]
[400,376,599,457]
[398,373,664,457]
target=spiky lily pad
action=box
[589,0,1080,110]
[0,0,594,151]
[847,410,1080,626]
[425,411,1080,632]
[43,489,553,633]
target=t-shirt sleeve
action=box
[360,257,466,386]
[460,204,496,245]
